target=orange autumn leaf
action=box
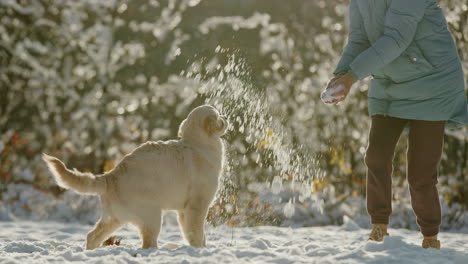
[227,219,239,227]
[102,235,121,247]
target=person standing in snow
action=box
[326,0,468,249]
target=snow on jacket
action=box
[334,0,468,129]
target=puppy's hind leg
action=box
[136,209,162,249]
[86,217,122,250]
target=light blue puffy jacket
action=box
[334,0,468,129]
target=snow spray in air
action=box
[190,47,326,218]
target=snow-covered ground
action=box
[1,220,467,264]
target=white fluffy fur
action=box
[43,105,228,250]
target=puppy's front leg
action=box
[182,208,208,247]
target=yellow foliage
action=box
[313,178,328,192]
[103,160,115,172]
[343,166,352,175]
[330,146,353,175]
[443,192,452,202]
[257,128,275,148]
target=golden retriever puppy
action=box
[43,105,227,250]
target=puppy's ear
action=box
[178,119,187,138]
[203,116,220,136]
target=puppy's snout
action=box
[218,115,227,124]
[219,116,229,135]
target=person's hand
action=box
[326,75,342,89]
[325,74,355,104]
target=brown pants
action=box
[365,115,445,236]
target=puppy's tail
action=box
[42,153,107,195]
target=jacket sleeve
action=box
[333,0,370,76]
[348,0,427,80]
